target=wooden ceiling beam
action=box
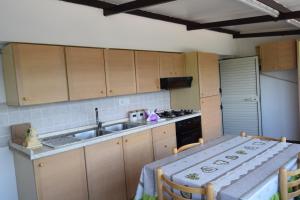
[187,10,300,30]
[61,0,239,35]
[233,29,300,38]
[103,0,176,16]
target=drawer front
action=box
[152,123,176,143]
[153,137,177,160]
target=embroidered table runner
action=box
[135,135,300,200]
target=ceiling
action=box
[65,0,300,37]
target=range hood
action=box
[160,77,193,90]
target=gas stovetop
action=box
[156,109,194,119]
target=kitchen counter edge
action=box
[9,112,201,160]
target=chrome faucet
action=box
[95,108,103,136]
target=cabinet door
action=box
[152,123,176,160]
[104,49,136,96]
[260,42,278,72]
[173,53,185,77]
[198,52,220,97]
[135,51,160,93]
[277,39,296,70]
[200,95,222,141]
[85,138,126,200]
[160,52,174,77]
[13,44,68,105]
[33,148,88,200]
[123,130,154,199]
[65,47,107,100]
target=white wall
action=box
[260,70,300,141]
[0,0,237,55]
[0,147,18,200]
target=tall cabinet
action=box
[171,52,222,141]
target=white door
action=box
[220,57,262,135]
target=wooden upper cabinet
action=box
[85,138,127,200]
[260,42,279,72]
[260,39,296,72]
[2,43,68,106]
[135,51,160,93]
[198,52,220,98]
[104,49,136,96]
[123,130,154,200]
[33,148,88,200]
[200,95,222,142]
[277,39,297,70]
[65,47,106,100]
[160,52,174,77]
[159,52,185,77]
[173,53,185,77]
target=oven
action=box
[176,116,202,148]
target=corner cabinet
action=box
[135,51,160,93]
[123,130,154,200]
[104,49,137,96]
[2,43,69,106]
[85,137,127,200]
[65,47,107,100]
[159,52,185,77]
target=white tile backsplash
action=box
[0,91,170,147]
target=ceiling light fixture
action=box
[286,19,300,28]
[237,0,280,17]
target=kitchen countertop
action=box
[9,112,201,160]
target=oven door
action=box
[176,129,202,148]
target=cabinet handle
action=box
[100,91,104,94]
[163,131,166,134]
[164,145,168,148]
[22,97,27,101]
[125,139,128,143]
[38,163,44,168]
[109,90,113,93]
[117,141,120,145]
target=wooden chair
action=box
[173,138,204,154]
[240,131,286,143]
[279,153,300,200]
[156,168,214,200]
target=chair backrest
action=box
[240,131,286,143]
[173,138,204,154]
[156,168,214,200]
[279,153,300,200]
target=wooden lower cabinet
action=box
[200,95,222,141]
[33,148,88,200]
[123,130,154,199]
[152,123,177,160]
[85,137,127,200]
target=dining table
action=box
[135,135,300,200]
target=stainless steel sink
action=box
[41,121,146,148]
[101,121,146,132]
[71,129,112,140]
[42,128,113,148]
